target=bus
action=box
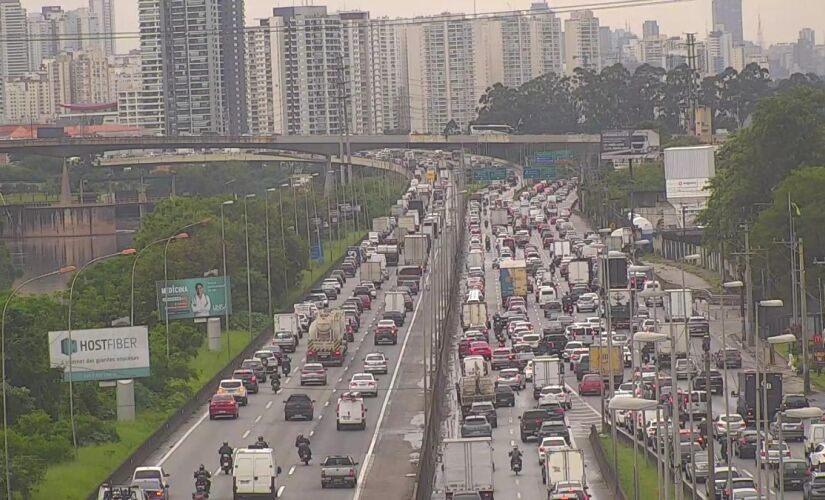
[469,124,515,135]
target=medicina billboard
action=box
[156,276,232,320]
[48,326,150,382]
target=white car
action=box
[359,281,378,298]
[496,368,525,390]
[586,317,602,328]
[524,360,534,382]
[615,383,635,397]
[562,341,584,361]
[714,414,745,439]
[538,385,572,409]
[363,353,388,374]
[348,373,378,397]
[538,436,569,465]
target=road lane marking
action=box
[319,414,323,420]
[288,466,296,476]
[156,411,209,466]
[309,430,315,437]
[242,430,250,439]
[277,486,285,497]
[353,248,433,499]
[266,401,273,409]
[325,401,330,407]
[254,415,262,423]
[285,377,291,384]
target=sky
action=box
[19,0,825,53]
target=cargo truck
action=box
[466,249,484,270]
[376,245,399,266]
[398,214,417,233]
[360,260,384,287]
[567,259,591,286]
[552,240,571,258]
[307,309,347,366]
[542,448,587,493]
[408,199,425,219]
[372,216,391,234]
[273,313,299,340]
[490,208,509,227]
[441,438,494,500]
[403,234,430,267]
[606,252,629,288]
[665,288,693,322]
[499,259,528,306]
[457,375,496,417]
[589,345,623,387]
[607,289,633,330]
[531,356,563,399]
[385,291,407,315]
[657,323,689,366]
[736,370,783,426]
[462,302,488,331]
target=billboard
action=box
[49,326,150,382]
[601,130,633,154]
[665,178,711,199]
[156,277,232,320]
[601,129,661,160]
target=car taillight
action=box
[539,447,545,453]
[806,469,812,476]
[251,376,257,383]
[348,468,356,476]
[308,350,315,356]
[335,350,341,356]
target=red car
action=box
[578,374,603,396]
[209,393,239,420]
[458,338,473,358]
[354,293,372,310]
[468,341,492,360]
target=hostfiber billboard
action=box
[48,326,150,382]
[156,277,233,321]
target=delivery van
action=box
[233,448,282,499]
[336,391,368,430]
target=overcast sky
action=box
[20,0,825,53]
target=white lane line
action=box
[266,401,273,409]
[517,493,522,499]
[325,401,330,407]
[344,365,349,371]
[319,414,324,420]
[254,415,262,423]
[353,250,433,500]
[309,430,315,437]
[338,377,343,382]
[156,411,209,466]
[285,377,291,384]
[277,486,285,497]
[276,388,282,394]
[288,466,296,476]
[242,429,250,439]
[293,366,300,374]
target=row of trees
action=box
[1,167,406,497]
[473,62,825,135]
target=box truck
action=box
[567,259,591,286]
[666,288,693,322]
[532,356,563,399]
[403,234,430,267]
[490,208,509,227]
[441,438,494,500]
[499,260,528,305]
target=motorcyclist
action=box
[281,355,292,376]
[296,434,312,461]
[218,441,233,470]
[270,370,281,390]
[250,435,270,449]
[193,464,211,494]
[508,445,523,468]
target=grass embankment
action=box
[776,344,825,391]
[642,254,723,291]
[599,433,674,500]
[34,231,367,499]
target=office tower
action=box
[643,20,659,38]
[712,0,743,44]
[60,8,103,54]
[564,10,601,75]
[795,28,816,73]
[707,30,734,75]
[0,0,30,122]
[641,36,666,68]
[220,0,247,135]
[89,0,115,56]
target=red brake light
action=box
[251,376,257,383]
[335,350,341,356]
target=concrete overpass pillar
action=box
[60,159,72,205]
[324,158,335,197]
[347,164,353,186]
[340,163,347,186]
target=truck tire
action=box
[520,433,527,443]
[337,422,342,431]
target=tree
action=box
[443,119,461,136]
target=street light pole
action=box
[722,281,744,496]
[131,236,172,326]
[244,194,256,341]
[220,200,234,360]
[265,188,277,320]
[67,249,136,453]
[2,265,76,499]
[279,184,290,296]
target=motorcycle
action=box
[282,357,292,376]
[270,376,281,392]
[220,453,232,475]
[511,458,522,475]
[193,480,209,499]
[298,444,312,465]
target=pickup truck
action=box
[320,455,359,488]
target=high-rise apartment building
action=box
[137,0,165,133]
[643,20,659,38]
[245,20,277,135]
[641,35,666,68]
[0,0,30,123]
[112,51,142,127]
[89,0,115,56]
[220,0,247,135]
[564,10,601,75]
[71,50,112,104]
[495,2,562,86]
[712,0,743,44]
[4,71,55,123]
[707,30,734,75]
[368,19,409,133]
[341,11,375,135]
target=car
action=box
[538,385,572,409]
[734,430,762,459]
[810,442,825,468]
[774,458,809,490]
[804,471,825,499]
[537,420,570,445]
[519,409,555,442]
[496,368,524,390]
[687,315,710,336]
[468,401,498,428]
[374,319,399,345]
[770,414,805,442]
[130,478,167,500]
[693,370,724,395]
[217,378,248,406]
[241,358,267,383]
[284,393,314,421]
[575,293,598,313]
[97,485,146,500]
[705,466,740,499]
[383,310,405,327]
[364,352,388,374]
[468,341,492,359]
[684,450,710,483]
[757,440,790,468]
[781,393,810,411]
[524,360,534,382]
[490,348,514,370]
[494,384,515,408]
[300,363,328,386]
[615,382,635,397]
[348,373,378,397]
[321,280,339,299]
[716,347,742,368]
[714,414,746,440]
[675,358,698,380]
[359,281,378,298]
[578,374,603,396]
[272,331,298,353]
[461,415,492,438]
[232,369,259,394]
[130,467,169,498]
[537,436,568,465]
[719,478,755,500]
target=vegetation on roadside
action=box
[600,433,672,500]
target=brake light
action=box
[308,350,315,357]
[806,469,812,476]
[539,447,546,453]
[335,350,341,356]
[251,376,257,383]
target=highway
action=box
[143,173,457,499]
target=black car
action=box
[383,310,405,327]
[519,409,555,442]
[804,472,825,499]
[537,420,570,445]
[781,393,810,411]
[284,393,314,421]
[693,370,724,395]
[715,347,742,368]
[494,385,515,408]
[233,369,259,394]
[733,430,761,459]
[775,459,809,490]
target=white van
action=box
[337,392,367,430]
[807,424,825,454]
[538,286,558,307]
[233,448,282,499]
[462,355,488,377]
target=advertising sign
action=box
[156,277,232,321]
[665,178,711,199]
[601,130,633,153]
[49,326,150,382]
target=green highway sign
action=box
[523,166,557,180]
[533,150,575,166]
[470,167,507,181]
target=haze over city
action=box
[17,0,825,50]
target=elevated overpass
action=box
[0,133,601,163]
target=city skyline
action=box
[15,0,825,50]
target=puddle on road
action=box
[404,412,425,465]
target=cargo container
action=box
[442,438,494,500]
[499,259,527,305]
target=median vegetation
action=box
[0,162,406,498]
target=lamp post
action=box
[220,200,234,359]
[243,194,256,341]
[633,330,668,500]
[279,184,290,297]
[764,332,796,500]
[753,299,784,495]
[2,265,76,499]
[67,249,136,452]
[721,280,743,495]
[265,188,276,319]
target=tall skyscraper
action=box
[220,0,247,135]
[368,19,409,133]
[707,30,734,75]
[495,2,562,86]
[712,0,743,44]
[137,0,165,133]
[341,11,375,136]
[0,0,30,123]
[643,20,659,38]
[564,10,601,75]
[245,19,277,135]
[89,0,115,56]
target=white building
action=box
[496,2,562,86]
[641,35,666,68]
[137,0,165,133]
[4,71,55,123]
[0,0,30,123]
[71,50,112,104]
[245,20,277,135]
[88,0,115,56]
[112,52,142,127]
[564,10,601,75]
[706,30,734,75]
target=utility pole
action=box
[744,225,755,346]
[685,33,698,135]
[704,334,715,488]
[789,193,799,326]
[800,238,811,393]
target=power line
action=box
[1,0,694,44]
